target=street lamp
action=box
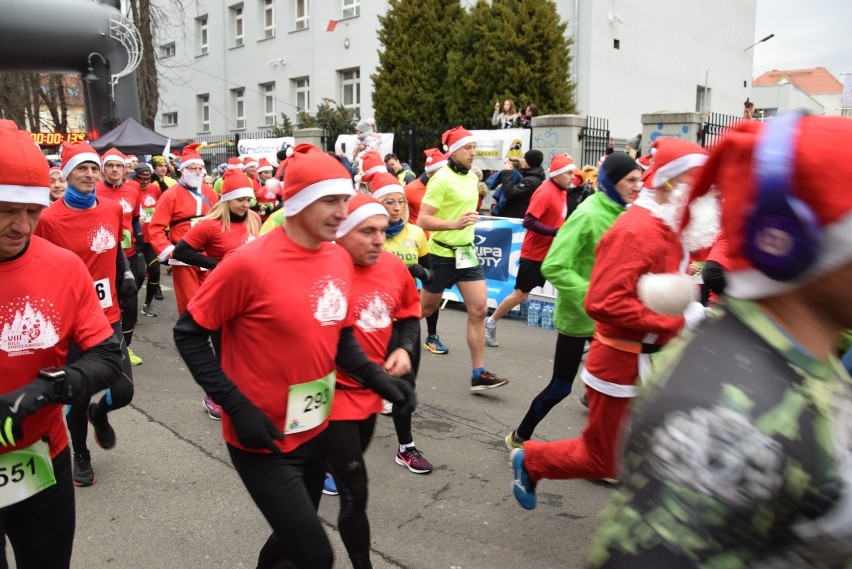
[744,33,775,52]
[83,52,107,83]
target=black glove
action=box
[363,373,417,417]
[0,379,56,447]
[120,270,138,299]
[408,263,433,284]
[221,393,284,453]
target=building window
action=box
[233,88,246,129]
[263,0,275,38]
[261,83,276,126]
[160,42,176,58]
[162,112,178,127]
[696,85,711,114]
[293,77,310,113]
[65,86,81,99]
[342,0,359,18]
[199,95,210,132]
[340,68,360,117]
[295,0,309,30]
[231,4,245,47]
[613,39,620,50]
[197,16,209,55]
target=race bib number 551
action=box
[0,441,56,509]
[284,372,335,435]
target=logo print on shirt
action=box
[88,224,117,254]
[311,277,348,325]
[117,197,133,214]
[142,195,157,207]
[244,235,256,244]
[355,293,393,332]
[0,298,61,354]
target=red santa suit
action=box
[148,182,219,313]
[96,180,140,258]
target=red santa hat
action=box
[101,147,126,170]
[365,172,404,200]
[282,144,355,217]
[359,151,385,176]
[242,156,259,170]
[423,148,447,173]
[683,112,852,299]
[257,157,274,173]
[49,166,63,177]
[549,154,576,177]
[0,120,51,207]
[442,126,476,154]
[226,157,244,170]
[179,143,205,170]
[336,192,388,238]
[644,137,708,189]
[219,169,255,202]
[60,140,101,179]
[636,153,652,170]
[124,154,137,165]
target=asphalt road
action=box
[36,274,614,569]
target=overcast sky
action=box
[753,0,852,78]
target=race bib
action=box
[284,372,335,435]
[0,441,56,509]
[121,229,133,250]
[140,207,155,224]
[93,277,113,309]
[455,245,479,269]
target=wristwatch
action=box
[38,367,68,399]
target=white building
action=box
[155,0,756,141]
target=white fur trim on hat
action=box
[221,186,255,201]
[257,164,273,173]
[0,185,50,207]
[651,153,708,188]
[726,208,852,300]
[336,202,388,238]
[180,158,205,170]
[61,152,100,179]
[227,163,244,170]
[101,154,125,169]
[637,272,697,315]
[424,159,447,173]
[550,163,577,177]
[284,178,355,217]
[362,164,385,176]
[448,135,476,155]
[371,186,404,201]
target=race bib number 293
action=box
[284,372,335,435]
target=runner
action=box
[173,144,415,569]
[0,119,123,569]
[131,163,164,317]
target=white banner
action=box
[335,133,395,161]
[469,129,531,171]
[842,73,852,109]
[237,137,295,165]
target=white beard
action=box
[681,193,721,252]
[181,172,204,188]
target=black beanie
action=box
[601,152,640,185]
[524,149,543,168]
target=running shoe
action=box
[127,346,143,366]
[322,474,339,496]
[510,449,537,510]
[423,335,449,355]
[484,324,498,347]
[504,432,524,451]
[395,447,433,474]
[73,451,95,487]
[88,403,116,450]
[154,285,164,300]
[379,400,393,416]
[141,304,158,317]
[471,370,509,392]
[203,395,222,420]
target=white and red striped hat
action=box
[219,169,255,201]
[101,147,126,170]
[364,172,403,200]
[423,148,447,173]
[257,157,274,173]
[179,143,205,170]
[60,140,100,180]
[0,120,51,207]
[336,191,388,238]
[549,154,576,177]
[282,144,355,217]
[441,126,476,154]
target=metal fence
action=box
[699,112,741,151]
[579,116,610,168]
[194,130,273,171]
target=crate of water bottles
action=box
[526,300,554,330]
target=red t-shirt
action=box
[187,229,355,453]
[181,218,256,261]
[34,198,124,324]
[97,180,140,257]
[521,180,567,262]
[148,183,219,259]
[137,181,163,243]
[331,251,421,421]
[404,178,427,225]
[0,237,114,458]
[254,178,281,209]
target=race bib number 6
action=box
[93,277,113,309]
[0,441,56,509]
[284,372,335,435]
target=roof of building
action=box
[753,67,842,94]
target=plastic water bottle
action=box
[519,300,529,320]
[541,303,554,330]
[527,301,541,328]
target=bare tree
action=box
[129,0,160,129]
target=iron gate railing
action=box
[579,116,609,168]
[699,112,741,151]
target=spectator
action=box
[518,104,539,128]
[492,99,519,129]
[497,149,546,218]
[384,153,416,185]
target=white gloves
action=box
[683,301,707,331]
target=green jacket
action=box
[541,191,625,336]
